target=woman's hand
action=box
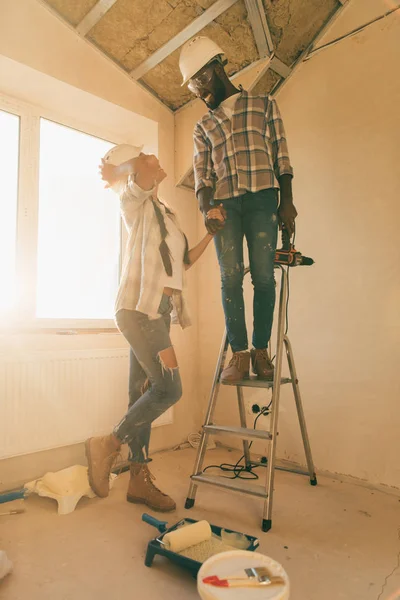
[205,204,226,235]
[99,159,121,189]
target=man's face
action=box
[188,62,226,110]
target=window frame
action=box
[0,92,129,331]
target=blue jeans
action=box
[213,189,278,352]
[114,295,182,463]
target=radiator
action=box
[0,348,173,460]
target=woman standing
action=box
[85,145,223,512]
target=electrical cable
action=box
[304,5,400,62]
[284,222,294,337]
[203,403,272,480]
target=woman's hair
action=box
[152,199,190,276]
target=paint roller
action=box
[163,520,212,553]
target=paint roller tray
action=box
[142,513,260,577]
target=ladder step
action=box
[204,424,272,442]
[221,376,292,389]
[192,474,267,499]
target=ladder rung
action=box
[204,424,272,442]
[221,376,292,389]
[191,474,267,499]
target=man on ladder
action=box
[179,37,316,532]
[179,36,297,383]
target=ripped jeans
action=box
[114,295,182,463]
[213,189,278,353]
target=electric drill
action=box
[274,228,314,267]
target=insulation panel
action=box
[41,0,342,109]
[262,0,340,64]
[44,0,99,27]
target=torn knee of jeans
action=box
[158,346,179,372]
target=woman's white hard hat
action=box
[179,36,224,86]
[102,143,143,166]
[102,144,143,194]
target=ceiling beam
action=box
[130,0,240,80]
[269,56,291,79]
[76,0,118,36]
[244,0,274,57]
[270,1,351,96]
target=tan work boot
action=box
[127,464,176,512]
[220,351,250,383]
[85,434,120,498]
[251,348,274,380]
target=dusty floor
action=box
[0,447,399,600]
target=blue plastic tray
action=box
[142,513,259,577]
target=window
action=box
[0,110,20,312]
[36,120,119,319]
[0,90,155,330]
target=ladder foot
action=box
[262,519,272,532]
[310,475,318,486]
[185,498,195,509]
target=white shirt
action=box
[219,92,241,120]
[114,177,191,328]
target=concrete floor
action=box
[0,447,399,600]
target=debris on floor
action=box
[25,464,117,515]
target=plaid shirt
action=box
[115,178,191,329]
[193,89,293,200]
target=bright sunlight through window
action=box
[0,110,19,313]
[36,119,119,320]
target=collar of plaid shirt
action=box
[193,88,293,201]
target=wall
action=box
[175,0,400,490]
[0,0,200,488]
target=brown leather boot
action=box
[127,464,176,512]
[251,348,274,380]
[85,434,120,498]
[220,351,250,383]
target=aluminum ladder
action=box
[184,265,317,532]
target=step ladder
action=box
[184,265,317,532]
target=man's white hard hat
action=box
[179,36,224,86]
[102,143,143,166]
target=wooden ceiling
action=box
[41,0,344,110]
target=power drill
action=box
[274,228,314,267]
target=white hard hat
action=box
[179,36,224,86]
[102,144,143,194]
[102,143,143,166]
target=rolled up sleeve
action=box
[193,124,215,197]
[267,97,294,179]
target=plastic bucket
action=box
[197,550,289,600]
